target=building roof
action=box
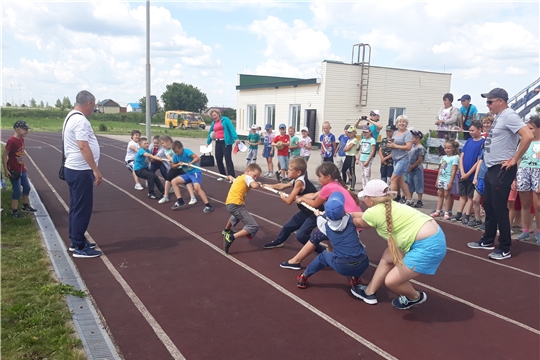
[97,99,120,107]
[236,74,319,90]
[128,103,140,109]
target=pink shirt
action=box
[213,120,224,140]
[319,181,361,214]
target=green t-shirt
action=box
[290,135,300,157]
[359,137,376,161]
[345,138,359,156]
[362,202,432,252]
[248,133,260,150]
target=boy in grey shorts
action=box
[246,125,260,165]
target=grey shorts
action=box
[226,204,259,237]
[246,148,258,161]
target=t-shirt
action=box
[299,136,312,157]
[290,135,300,157]
[263,132,275,152]
[439,155,459,183]
[484,108,526,168]
[337,134,349,157]
[5,136,25,172]
[477,150,487,179]
[319,181,361,214]
[380,138,393,167]
[172,148,200,174]
[460,104,478,128]
[359,137,375,161]
[125,140,139,162]
[248,133,260,150]
[319,133,336,157]
[362,202,432,252]
[133,148,150,171]
[460,137,485,176]
[63,111,100,171]
[163,148,175,170]
[226,174,255,205]
[213,120,224,140]
[519,141,540,169]
[294,175,323,215]
[408,144,426,171]
[273,134,290,157]
[369,123,380,144]
[391,130,413,161]
[345,138,359,157]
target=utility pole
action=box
[145,0,151,139]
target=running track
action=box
[8,132,540,360]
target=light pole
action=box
[145,0,151,139]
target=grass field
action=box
[1,147,87,360]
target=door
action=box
[305,109,317,141]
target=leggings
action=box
[215,140,236,177]
[342,155,356,189]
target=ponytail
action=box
[384,197,403,265]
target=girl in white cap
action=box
[350,179,447,310]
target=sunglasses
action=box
[486,99,500,105]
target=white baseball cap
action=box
[358,179,397,198]
[251,125,258,130]
[301,126,309,132]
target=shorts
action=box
[458,179,475,198]
[407,169,424,194]
[10,170,31,200]
[508,187,518,202]
[437,179,452,191]
[393,157,408,177]
[475,178,484,195]
[246,148,258,161]
[516,167,540,192]
[262,146,273,159]
[181,172,202,185]
[403,226,447,275]
[125,160,134,173]
[278,155,289,170]
[165,167,185,182]
[380,165,394,180]
[226,204,259,237]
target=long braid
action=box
[384,195,403,265]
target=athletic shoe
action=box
[263,240,284,249]
[134,183,144,190]
[467,239,495,250]
[147,193,159,200]
[391,291,427,310]
[350,284,378,304]
[443,213,451,220]
[158,196,170,204]
[430,210,441,218]
[516,232,530,241]
[461,217,469,226]
[73,245,102,258]
[413,200,424,208]
[223,232,234,254]
[221,229,233,236]
[280,261,301,270]
[171,199,186,210]
[467,219,482,228]
[488,249,511,260]
[393,195,402,202]
[450,214,462,222]
[535,233,540,244]
[203,205,214,213]
[281,178,290,184]
[217,177,224,182]
[275,171,281,182]
[478,222,486,231]
[11,211,25,219]
[21,204,37,212]
[296,274,308,289]
[188,198,197,205]
[399,197,406,204]
[405,199,414,206]
[69,241,97,252]
[350,277,363,287]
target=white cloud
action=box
[505,67,527,76]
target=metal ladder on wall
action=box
[508,77,540,118]
[352,43,371,107]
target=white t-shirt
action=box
[125,140,140,162]
[63,111,100,170]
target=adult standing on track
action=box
[206,108,240,182]
[62,90,103,259]
[467,88,533,260]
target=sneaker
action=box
[413,200,424,208]
[281,178,290,184]
[158,196,170,204]
[21,204,37,212]
[203,205,214,213]
[393,195,402,202]
[516,232,530,241]
[188,198,197,205]
[443,213,451,220]
[69,241,97,252]
[450,214,462,222]
[275,171,282,182]
[399,197,406,204]
[134,183,144,190]
[467,239,495,250]
[405,199,414,206]
[223,232,235,254]
[265,172,273,178]
[467,219,482,228]
[11,211,25,219]
[221,229,233,236]
[217,177,224,182]
[350,284,378,304]
[279,261,301,270]
[296,274,308,289]
[171,199,186,210]
[535,233,540,244]
[73,245,102,258]
[478,222,486,231]
[148,193,159,200]
[350,277,363,287]
[461,217,469,226]
[263,240,284,249]
[488,249,511,260]
[430,210,441,218]
[391,291,427,310]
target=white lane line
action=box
[25,152,186,360]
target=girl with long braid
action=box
[351,179,447,310]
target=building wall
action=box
[103,106,120,114]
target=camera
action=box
[361,116,368,120]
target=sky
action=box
[2,1,539,113]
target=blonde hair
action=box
[369,194,403,265]
[395,115,409,125]
[209,108,221,117]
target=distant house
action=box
[118,102,128,113]
[127,103,142,112]
[97,99,120,114]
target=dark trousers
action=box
[150,161,168,178]
[275,211,318,247]
[342,155,356,188]
[135,168,164,195]
[481,164,517,252]
[165,167,184,182]
[64,168,94,250]
[215,140,235,177]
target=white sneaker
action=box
[217,177,224,182]
[158,196,170,204]
[135,183,144,191]
[188,198,197,205]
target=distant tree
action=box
[221,108,236,121]
[139,97,146,112]
[5,102,12,107]
[21,104,27,107]
[39,100,44,107]
[55,99,62,108]
[160,82,208,112]
[30,98,37,107]
[46,101,49,107]
[62,96,72,109]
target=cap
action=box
[265,123,273,130]
[370,109,380,116]
[324,192,345,221]
[301,126,309,132]
[13,121,29,130]
[251,125,258,130]
[278,123,287,129]
[385,124,397,131]
[358,179,397,198]
[361,125,371,132]
[346,125,356,133]
[458,94,471,101]
[410,129,423,139]
[481,88,508,102]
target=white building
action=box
[235,59,451,142]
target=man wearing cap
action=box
[355,109,383,150]
[62,90,103,259]
[467,88,533,260]
[2,120,37,218]
[458,94,478,140]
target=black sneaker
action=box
[221,229,233,236]
[461,217,469,226]
[467,219,482,228]
[467,239,495,250]
[263,240,284,249]
[223,232,234,254]
[413,200,424,208]
[350,284,378,304]
[21,204,37,212]
[391,291,427,310]
[147,193,159,200]
[279,261,301,270]
[275,171,281,182]
[450,214,462,222]
[73,245,102,258]
[399,197,406,204]
[478,223,486,231]
[11,211,25,219]
[69,241,97,252]
[203,205,214,213]
[171,199,186,210]
[393,195,401,202]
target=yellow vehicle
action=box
[164,111,206,130]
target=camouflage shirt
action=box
[380,138,393,167]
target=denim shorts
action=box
[407,169,424,194]
[10,170,31,200]
[393,157,408,177]
[403,226,447,275]
[278,155,289,170]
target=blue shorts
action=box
[407,169,424,194]
[475,178,484,195]
[181,172,202,185]
[262,146,273,159]
[278,155,289,170]
[10,170,31,200]
[393,157,408,177]
[403,226,447,275]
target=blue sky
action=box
[2,1,539,113]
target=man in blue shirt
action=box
[458,94,478,140]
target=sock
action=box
[522,228,529,233]
[456,212,462,218]
[11,209,18,213]
[163,196,169,199]
[23,203,29,207]
[205,203,211,207]
[191,196,196,200]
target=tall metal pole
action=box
[145,0,151,139]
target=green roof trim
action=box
[236,74,318,90]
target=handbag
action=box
[59,112,83,181]
[200,153,215,167]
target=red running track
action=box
[9,132,540,360]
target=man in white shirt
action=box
[62,90,103,258]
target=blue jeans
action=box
[275,211,318,247]
[64,168,94,250]
[304,250,369,278]
[10,170,31,200]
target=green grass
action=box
[1,156,87,360]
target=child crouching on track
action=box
[158,136,195,204]
[133,137,165,200]
[351,179,447,310]
[222,163,262,254]
[296,192,369,289]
